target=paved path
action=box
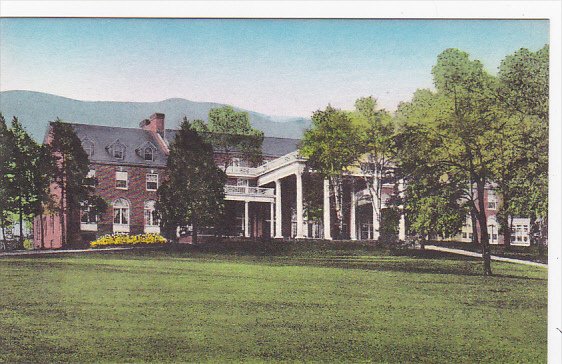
[425,245,547,268]
[0,247,139,257]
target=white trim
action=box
[80,223,98,232]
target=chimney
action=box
[140,113,165,135]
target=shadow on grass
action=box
[2,240,545,281]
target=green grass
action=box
[0,243,547,363]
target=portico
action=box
[224,150,407,241]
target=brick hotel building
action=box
[33,113,530,249]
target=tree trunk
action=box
[476,180,492,276]
[0,213,6,251]
[60,182,66,248]
[330,176,344,239]
[39,211,45,249]
[502,215,513,252]
[470,209,479,245]
[18,199,24,250]
[192,218,198,245]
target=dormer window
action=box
[106,139,126,160]
[113,145,125,159]
[135,141,157,162]
[144,147,153,161]
[82,138,95,157]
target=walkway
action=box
[0,247,141,257]
[425,245,547,268]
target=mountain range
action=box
[0,90,311,141]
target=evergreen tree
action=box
[0,114,14,250]
[49,119,93,247]
[157,119,227,244]
[6,117,40,249]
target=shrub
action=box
[90,233,167,248]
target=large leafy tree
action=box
[396,49,504,275]
[301,105,362,238]
[494,46,549,248]
[350,96,396,240]
[193,106,264,171]
[49,119,95,247]
[157,119,227,244]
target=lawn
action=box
[0,242,547,363]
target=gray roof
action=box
[71,123,167,167]
[164,129,300,157]
[70,123,301,167]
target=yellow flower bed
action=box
[90,233,167,248]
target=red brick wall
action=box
[93,163,166,236]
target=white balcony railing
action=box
[224,185,275,197]
[225,151,304,177]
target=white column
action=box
[350,182,357,240]
[399,178,406,241]
[295,169,305,239]
[275,179,283,238]
[372,204,380,241]
[270,202,274,238]
[244,201,250,238]
[323,179,332,240]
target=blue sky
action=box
[0,18,549,117]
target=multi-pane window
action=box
[113,145,125,159]
[82,140,94,157]
[146,173,158,191]
[511,224,529,244]
[144,147,154,161]
[116,170,128,189]
[144,200,159,226]
[113,198,129,226]
[85,169,96,187]
[487,190,497,210]
[80,205,97,224]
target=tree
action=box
[157,119,227,244]
[402,166,468,241]
[300,105,362,238]
[350,96,396,240]
[29,144,57,249]
[494,46,549,248]
[5,117,41,249]
[0,114,14,250]
[396,49,504,275]
[49,119,93,247]
[193,106,264,171]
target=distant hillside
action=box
[0,90,311,141]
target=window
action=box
[85,169,96,187]
[82,139,94,157]
[116,170,128,189]
[113,145,125,159]
[144,200,159,226]
[113,198,129,226]
[144,147,154,161]
[487,190,497,210]
[146,173,158,191]
[80,204,97,224]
